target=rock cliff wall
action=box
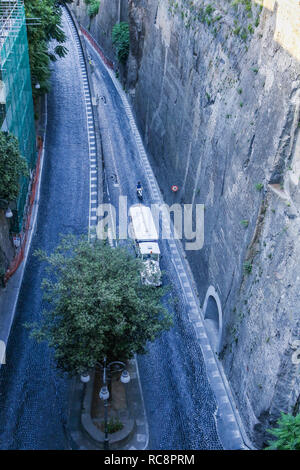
[70,0,128,63]
[71,0,300,447]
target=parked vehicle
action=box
[129,204,162,287]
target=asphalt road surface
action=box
[0,12,222,450]
[0,14,89,449]
[86,39,222,450]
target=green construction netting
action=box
[0,0,36,232]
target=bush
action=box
[106,417,123,434]
[266,413,300,450]
[85,0,100,18]
[0,132,29,202]
[112,22,130,64]
[243,261,252,274]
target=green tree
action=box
[112,22,130,64]
[266,413,300,450]
[84,0,101,18]
[29,236,172,375]
[24,0,71,97]
[0,132,29,202]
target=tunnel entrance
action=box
[202,286,223,354]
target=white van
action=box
[129,205,162,287]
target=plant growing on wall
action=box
[84,0,100,18]
[0,132,29,203]
[112,22,130,65]
[27,235,172,375]
[266,413,300,450]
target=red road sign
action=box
[171,185,179,192]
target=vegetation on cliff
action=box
[266,413,300,450]
[168,0,263,43]
[112,22,130,64]
[84,0,101,18]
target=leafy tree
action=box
[0,132,29,202]
[266,413,300,450]
[24,0,71,97]
[29,236,172,375]
[112,22,130,64]
[84,0,101,18]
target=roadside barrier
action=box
[80,25,114,70]
[4,136,43,284]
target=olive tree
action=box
[29,235,172,375]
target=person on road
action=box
[136,181,143,200]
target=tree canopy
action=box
[29,236,172,375]
[266,412,300,450]
[24,0,71,97]
[0,132,29,202]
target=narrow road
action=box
[86,41,223,450]
[0,14,90,449]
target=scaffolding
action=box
[0,0,36,232]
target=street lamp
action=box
[0,199,13,219]
[80,372,90,383]
[80,357,130,450]
[5,207,13,218]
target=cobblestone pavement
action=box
[86,38,226,450]
[0,13,90,449]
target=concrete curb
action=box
[0,95,47,370]
[68,357,149,450]
[80,371,136,449]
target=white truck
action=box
[129,205,162,287]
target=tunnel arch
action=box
[202,286,223,353]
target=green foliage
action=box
[243,261,252,274]
[0,132,29,202]
[255,183,263,191]
[106,417,123,434]
[85,0,100,18]
[266,413,300,450]
[168,0,262,43]
[112,22,130,64]
[24,0,69,97]
[240,219,249,228]
[27,236,172,375]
